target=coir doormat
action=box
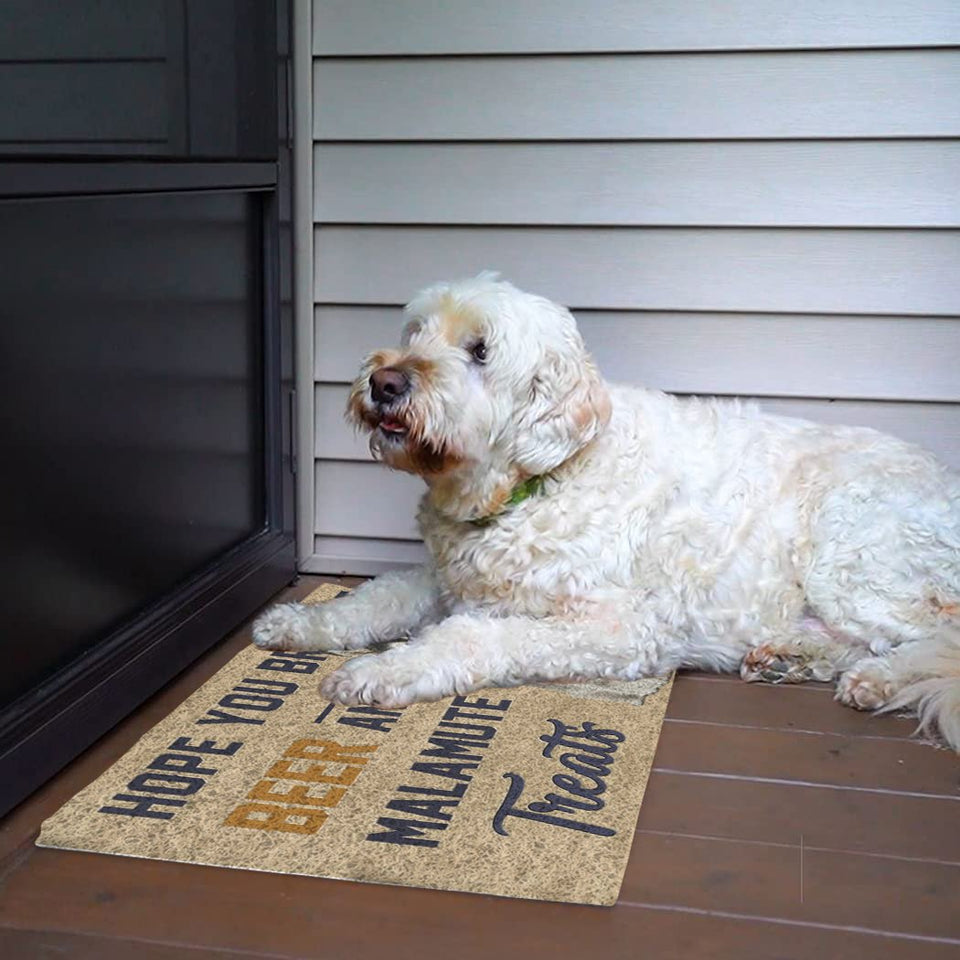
[38,583,672,906]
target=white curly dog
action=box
[254,275,960,750]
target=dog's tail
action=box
[880,623,960,751]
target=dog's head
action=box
[347,274,610,515]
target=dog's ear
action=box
[513,345,611,476]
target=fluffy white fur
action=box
[254,275,960,750]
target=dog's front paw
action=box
[319,651,452,707]
[251,602,346,653]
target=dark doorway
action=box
[0,0,295,816]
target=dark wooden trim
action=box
[0,530,295,818]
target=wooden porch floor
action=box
[1,575,958,959]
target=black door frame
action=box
[0,1,296,817]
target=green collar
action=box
[468,475,548,527]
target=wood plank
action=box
[2,852,956,960]
[0,63,167,142]
[313,51,960,141]
[679,670,770,686]
[620,832,960,940]
[0,929,233,960]
[314,310,960,402]
[666,675,918,739]
[314,141,960,228]
[313,0,960,55]
[313,226,960,316]
[653,722,959,796]
[637,770,960,863]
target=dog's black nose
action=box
[370,367,410,404]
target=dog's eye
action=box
[469,340,487,364]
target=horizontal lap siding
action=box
[313,1,960,54]
[308,1,960,573]
[314,52,960,141]
[314,462,424,541]
[315,307,960,404]
[314,309,960,402]
[305,535,427,576]
[315,227,960,316]
[314,142,960,227]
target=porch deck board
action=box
[1,575,957,959]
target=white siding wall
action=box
[304,0,960,575]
